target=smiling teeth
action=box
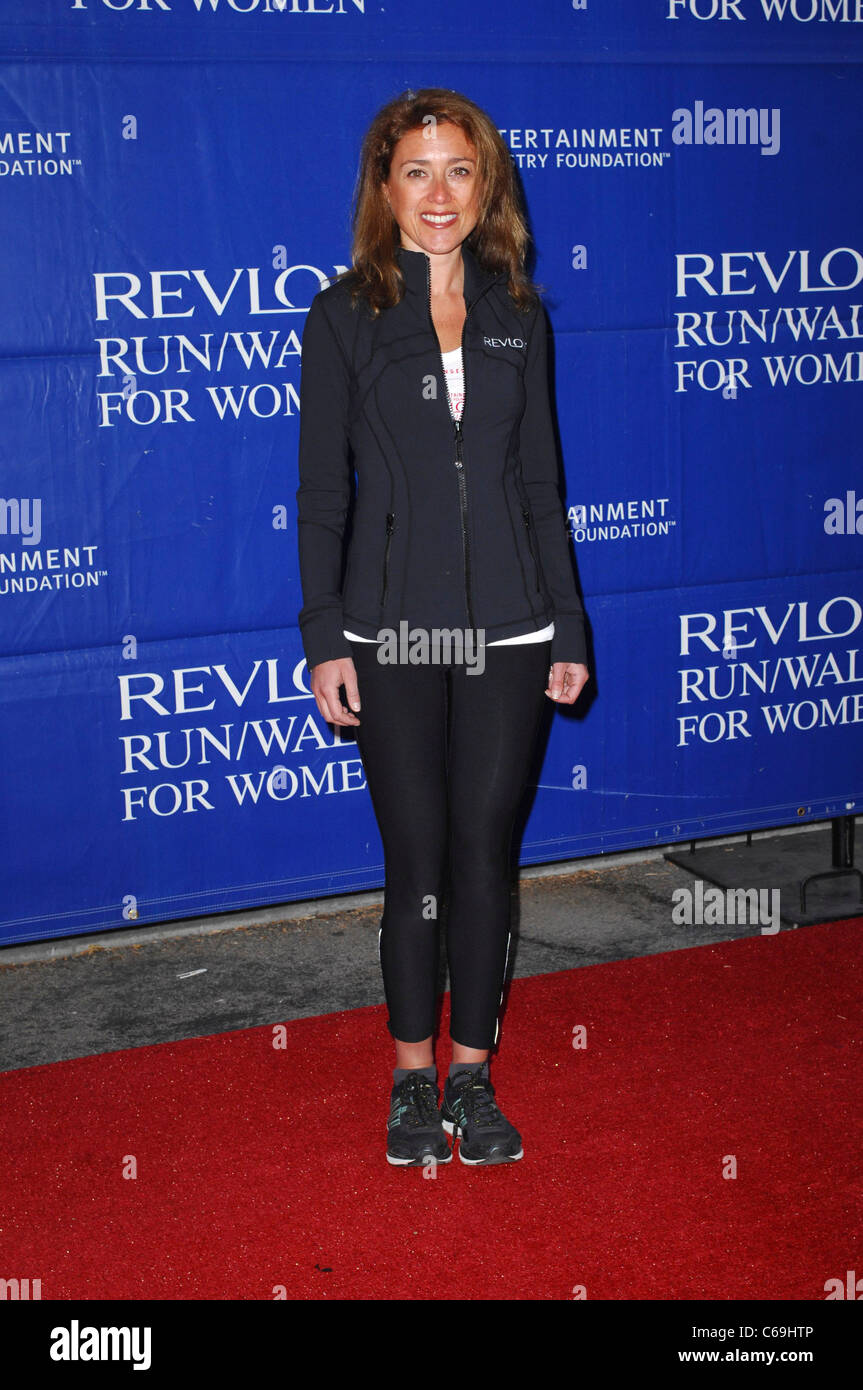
[422,214,457,223]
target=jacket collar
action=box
[395,240,504,306]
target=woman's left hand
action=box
[546,662,589,705]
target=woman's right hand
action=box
[310,656,361,727]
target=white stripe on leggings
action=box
[492,929,512,1047]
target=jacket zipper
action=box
[522,506,542,593]
[380,511,395,605]
[427,257,475,630]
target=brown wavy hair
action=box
[336,87,542,317]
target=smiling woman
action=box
[383,123,479,252]
[380,122,479,352]
[295,86,591,1168]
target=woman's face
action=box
[382,121,482,257]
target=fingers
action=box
[317,682,361,726]
[342,668,362,716]
[545,662,589,705]
[311,658,361,727]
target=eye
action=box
[450,166,472,177]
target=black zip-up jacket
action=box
[295,242,588,671]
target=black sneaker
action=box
[386,1072,452,1167]
[441,1068,524,1165]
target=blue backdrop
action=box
[1,1,861,945]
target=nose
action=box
[427,172,452,203]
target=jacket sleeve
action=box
[519,299,589,668]
[295,291,354,671]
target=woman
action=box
[296,88,590,1166]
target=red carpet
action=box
[1,920,860,1300]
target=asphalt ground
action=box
[3,825,850,1073]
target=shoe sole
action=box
[386,1149,453,1166]
[441,1118,523,1164]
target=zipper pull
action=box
[453,418,463,466]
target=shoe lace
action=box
[449,1070,502,1129]
[399,1073,440,1127]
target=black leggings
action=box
[347,637,552,1050]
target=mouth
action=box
[420,212,459,227]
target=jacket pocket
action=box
[521,506,542,594]
[380,512,395,605]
